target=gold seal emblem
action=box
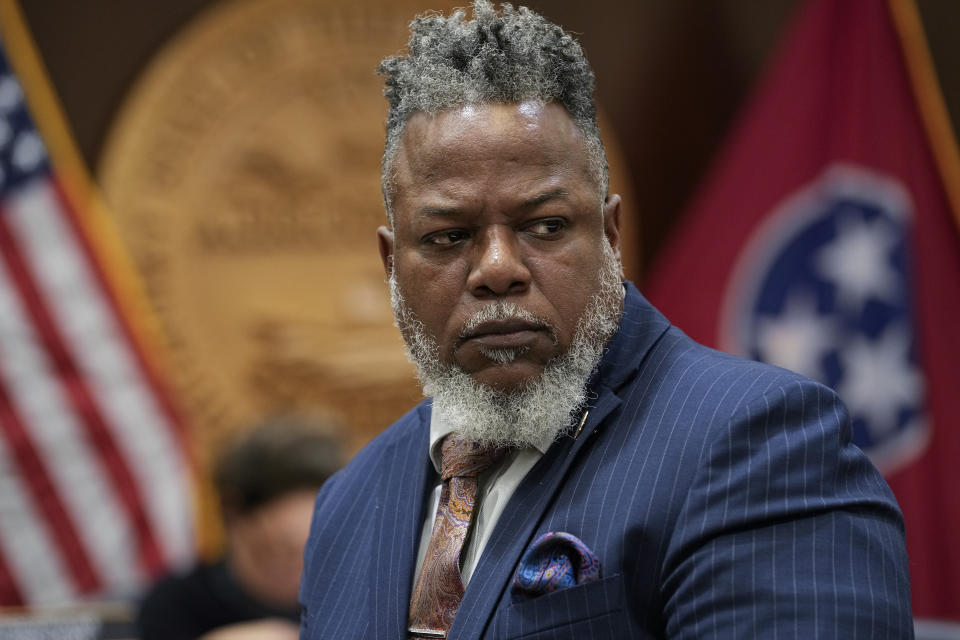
[99,0,639,462]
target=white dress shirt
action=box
[411,411,555,588]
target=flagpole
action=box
[888,0,960,236]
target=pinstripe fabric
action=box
[299,283,912,639]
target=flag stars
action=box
[0,119,12,148]
[755,291,836,380]
[815,213,901,312]
[837,322,923,438]
[737,174,926,459]
[0,69,50,191]
[11,131,44,174]
[0,74,22,113]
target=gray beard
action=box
[389,241,624,449]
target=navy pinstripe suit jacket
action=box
[299,283,913,639]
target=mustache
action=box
[459,302,559,345]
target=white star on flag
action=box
[836,321,923,439]
[815,210,901,312]
[755,291,836,380]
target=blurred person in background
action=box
[138,416,341,640]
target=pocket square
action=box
[510,531,601,603]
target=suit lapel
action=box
[370,404,435,639]
[448,385,623,640]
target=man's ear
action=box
[377,226,395,277]
[602,194,622,260]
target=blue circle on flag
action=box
[726,166,926,470]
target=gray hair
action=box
[378,0,609,224]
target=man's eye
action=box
[526,219,565,235]
[427,230,469,246]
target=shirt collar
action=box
[428,405,559,473]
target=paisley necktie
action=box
[408,434,507,638]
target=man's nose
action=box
[466,226,531,297]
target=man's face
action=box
[226,489,318,607]
[378,101,621,393]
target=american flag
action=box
[0,21,194,605]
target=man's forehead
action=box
[405,100,554,127]
[394,101,588,179]
[401,101,576,140]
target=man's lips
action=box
[459,319,547,349]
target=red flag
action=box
[645,0,960,621]
[0,2,195,605]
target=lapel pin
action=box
[573,410,590,439]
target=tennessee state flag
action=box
[644,0,960,621]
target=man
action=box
[299,2,913,638]
[140,418,341,640]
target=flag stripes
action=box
[5,180,167,577]
[0,426,74,605]
[0,175,195,599]
[0,544,23,606]
[0,3,195,604]
[0,203,141,594]
[35,179,194,572]
[0,210,105,594]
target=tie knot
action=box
[440,435,508,481]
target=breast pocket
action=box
[493,574,626,640]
